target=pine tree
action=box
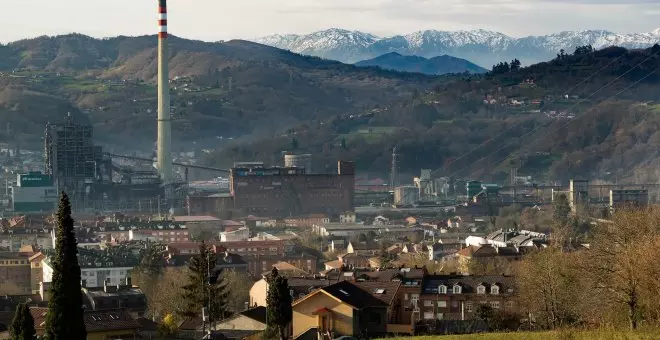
[267,268,292,340]
[44,192,86,340]
[179,242,228,324]
[10,302,36,340]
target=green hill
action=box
[0,34,438,149]
[206,45,660,183]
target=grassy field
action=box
[385,329,660,340]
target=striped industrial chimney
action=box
[157,0,173,188]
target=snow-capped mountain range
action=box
[253,28,660,67]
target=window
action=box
[411,294,419,302]
[506,301,515,310]
[437,301,447,308]
[369,312,381,324]
[477,285,486,295]
[490,301,501,309]
[438,285,447,294]
[491,285,500,295]
[453,285,462,294]
[451,300,458,308]
[466,301,473,312]
[436,313,444,320]
[404,294,409,300]
[423,312,434,320]
[423,300,434,307]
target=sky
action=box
[0,0,659,43]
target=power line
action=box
[440,51,629,173]
[445,47,660,179]
[458,63,660,180]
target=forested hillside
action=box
[0,34,437,149]
[208,45,660,183]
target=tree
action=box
[158,313,178,338]
[378,246,396,269]
[180,242,229,325]
[587,208,660,330]
[510,59,521,71]
[516,248,584,329]
[552,193,571,227]
[133,243,167,318]
[221,270,253,313]
[267,268,292,340]
[10,302,35,340]
[44,192,87,339]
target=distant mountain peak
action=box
[355,52,487,75]
[253,28,660,66]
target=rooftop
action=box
[319,281,389,309]
[173,215,222,222]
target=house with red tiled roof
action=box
[29,307,141,340]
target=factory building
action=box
[284,153,313,174]
[609,190,649,211]
[44,116,104,205]
[230,161,355,218]
[11,172,58,213]
[394,186,419,206]
[42,115,164,211]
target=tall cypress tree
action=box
[44,192,86,339]
[10,302,36,340]
[179,242,228,325]
[267,268,292,340]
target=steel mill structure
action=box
[157,0,173,192]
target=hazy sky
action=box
[1,0,659,43]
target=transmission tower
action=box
[390,146,398,190]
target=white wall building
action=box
[43,260,133,288]
[220,227,250,242]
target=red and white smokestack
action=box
[158,0,168,39]
[157,0,173,188]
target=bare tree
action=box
[587,208,660,330]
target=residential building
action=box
[172,215,224,229]
[346,241,380,255]
[417,275,517,322]
[220,239,294,257]
[82,280,147,318]
[292,280,388,340]
[250,277,330,307]
[263,261,310,277]
[128,224,190,243]
[213,306,267,331]
[0,227,53,252]
[0,250,33,294]
[284,214,330,228]
[337,252,373,269]
[428,242,463,261]
[328,237,346,253]
[220,227,250,242]
[339,212,357,224]
[43,248,138,288]
[243,253,317,276]
[30,307,141,340]
[312,223,383,237]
